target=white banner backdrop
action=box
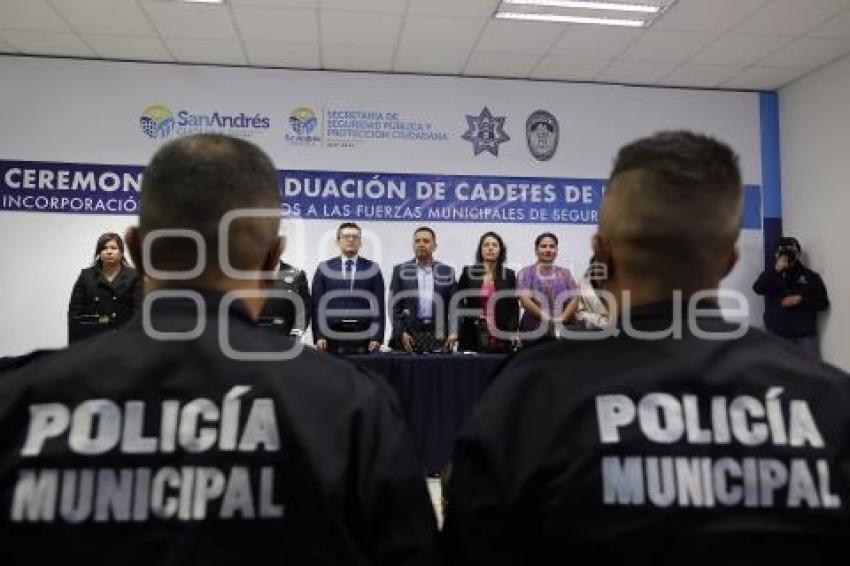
[0,56,765,356]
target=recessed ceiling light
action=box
[503,0,660,14]
[495,11,646,27]
[179,0,225,4]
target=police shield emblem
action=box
[526,110,558,161]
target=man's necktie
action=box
[345,259,354,289]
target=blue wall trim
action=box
[760,91,783,267]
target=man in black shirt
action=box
[0,134,437,565]
[753,236,829,358]
[442,131,850,565]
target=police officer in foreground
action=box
[442,131,850,565]
[0,134,437,565]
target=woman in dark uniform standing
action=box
[68,232,142,342]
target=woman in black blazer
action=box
[454,231,520,353]
[68,232,142,343]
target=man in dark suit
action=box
[311,222,385,354]
[389,226,458,353]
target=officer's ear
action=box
[721,245,739,279]
[125,227,144,276]
[592,232,615,282]
[263,235,284,274]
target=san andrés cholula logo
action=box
[139,104,271,139]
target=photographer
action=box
[753,236,829,358]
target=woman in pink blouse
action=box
[454,231,519,353]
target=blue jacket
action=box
[311,256,386,343]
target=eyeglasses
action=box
[339,234,361,241]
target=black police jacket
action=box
[753,262,829,337]
[442,302,850,566]
[0,291,437,565]
[258,261,312,336]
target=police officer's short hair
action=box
[139,134,280,272]
[603,130,742,286]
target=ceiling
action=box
[1,0,849,90]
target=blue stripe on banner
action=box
[759,91,783,267]
[0,159,762,229]
[0,160,143,215]
[743,185,762,230]
[759,92,782,219]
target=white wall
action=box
[0,56,766,356]
[780,53,850,370]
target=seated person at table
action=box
[311,222,385,354]
[516,232,578,345]
[452,231,519,353]
[67,231,142,343]
[389,226,457,353]
[571,254,610,330]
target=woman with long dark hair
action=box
[453,231,519,352]
[67,232,142,342]
[516,232,578,344]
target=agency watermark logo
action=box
[462,107,510,156]
[139,104,175,140]
[285,106,321,145]
[526,110,559,161]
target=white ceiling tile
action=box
[619,30,716,63]
[408,0,499,17]
[323,44,394,71]
[321,11,402,46]
[475,19,565,55]
[1,30,94,56]
[394,48,467,74]
[320,0,407,13]
[49,0,155,36]
[809,9,850,38]
[165,38,247,65]
[464,51,540,77]
[0,34,19,53]
[139,1,238,39]
[400,16,487,51]
[691,34,790,65]
[229,0,317,7]
[721,65,808,89]
[233,7,317,42]
[759,36,850,68]
[244,40,320,67]
[595,60,679,84]
[85,34,172,61]
[653,0,768,32]
[549,26,643,59]
[655,63,744,88]
[0,0,70,32]
[530,56,610,81]
[734,0,849,36]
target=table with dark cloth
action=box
[348,352,507,474]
